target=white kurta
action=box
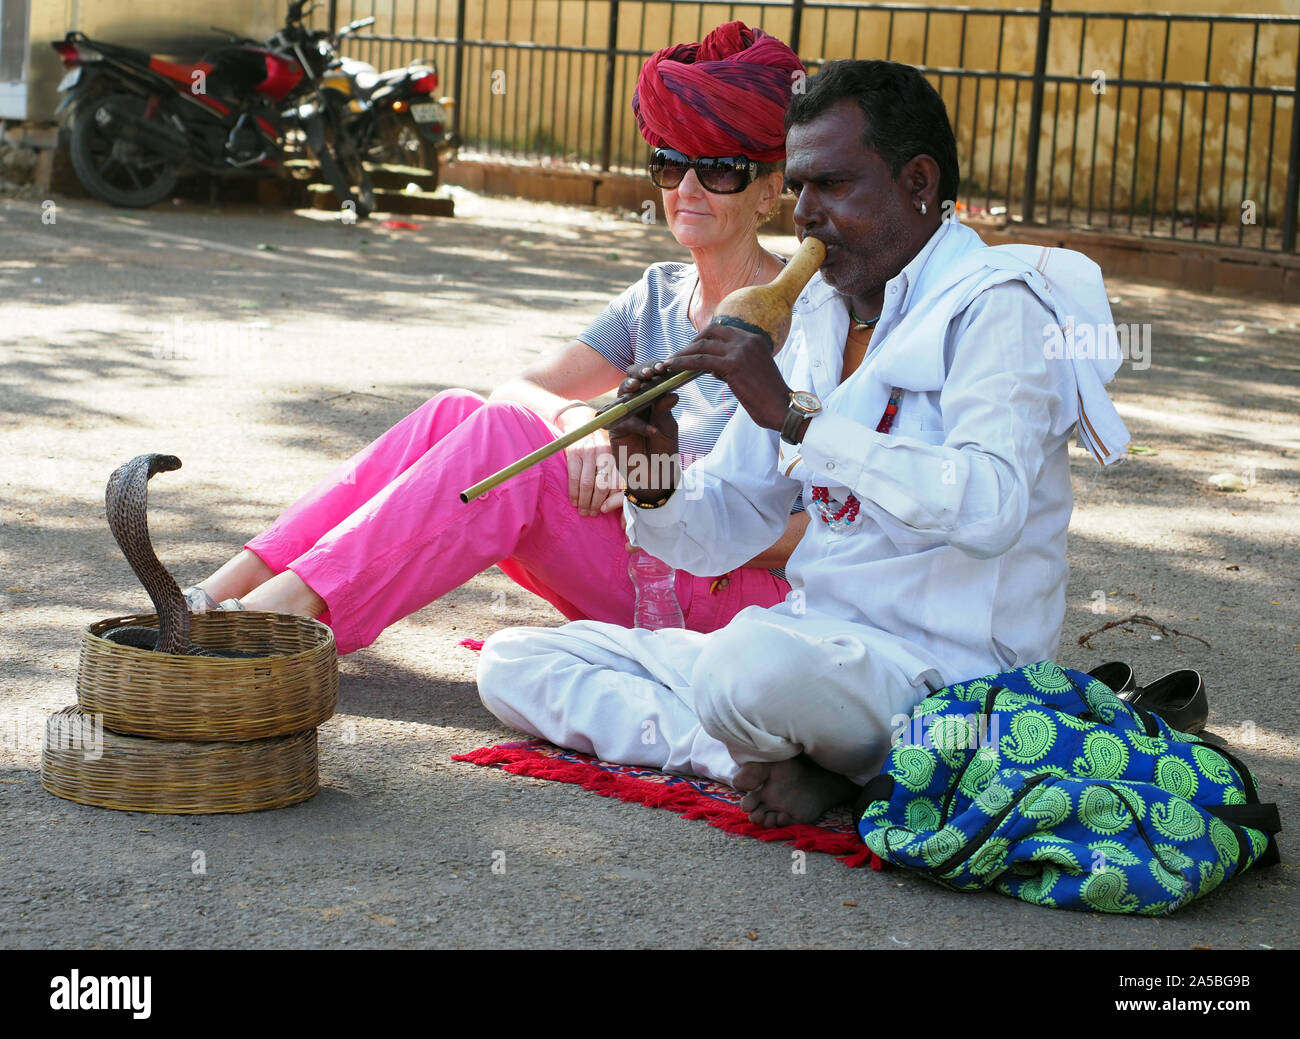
[478,221,1129,785]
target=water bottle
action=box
[628,550,685,631]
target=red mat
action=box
[453,739,882,869]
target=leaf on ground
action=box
[320,906,347,921]
[368,913,397,926]
[1127,445,1158,455]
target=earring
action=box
[920,201,927,215]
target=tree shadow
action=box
[11,195,677,329]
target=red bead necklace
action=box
[810,387,901,528]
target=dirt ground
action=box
[1,186,1297,950]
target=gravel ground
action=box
[1,188,1297,950]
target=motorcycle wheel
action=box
[68,93,180,208]
[365,110,439,185]
[336,128,377,218]
[310,111,374,220]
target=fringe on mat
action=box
[453,743,883,870]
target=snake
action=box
[102,453,257,657]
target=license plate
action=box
[57,67,82,92]
[410,102,446,124]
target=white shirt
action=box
[627,219,1117,687]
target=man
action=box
[477,60,1129,828]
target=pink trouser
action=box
[245,389,791,654]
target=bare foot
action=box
[733,756,860,829]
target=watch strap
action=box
[780,408,807,444]
[780,392,820,444]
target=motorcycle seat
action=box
[377,67,421,86]
[85,38,155,68]
[352,70,381,95]
[353,65,432,101]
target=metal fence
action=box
[327,1,1300,253]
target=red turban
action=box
[633,21,804,163]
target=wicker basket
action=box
[77,611,337,742]
[41,706,319,814]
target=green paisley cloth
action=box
[858,661,1281,915]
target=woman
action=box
[186,22,810,654]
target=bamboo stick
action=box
[459,369,702,503]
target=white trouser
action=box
[477,606,944,787]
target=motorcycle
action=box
[315,25,458,184]
[51,0,373,215]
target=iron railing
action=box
[327,1,1300,253]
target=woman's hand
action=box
[556,406,624,516]
[488,339,631,516]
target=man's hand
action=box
[667,322,791,431]
[607,364,682,500]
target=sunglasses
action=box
[648,148,759,194]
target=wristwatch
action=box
[780,391,822,444]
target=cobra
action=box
[101,453,253,657]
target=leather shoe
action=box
[1122,669,1208,735]
[1087,661,1137,694]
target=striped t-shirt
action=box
[579,262,737,469]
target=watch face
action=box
[791,391,822,414]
